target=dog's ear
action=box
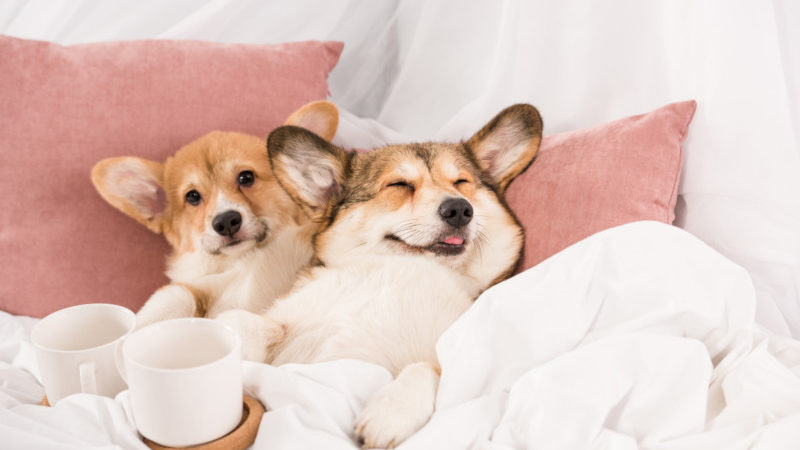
[91,157,166,233]
[268,125,349,221]
[465,104,543,195]
[284,100,339,142]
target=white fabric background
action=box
[3,0,798,337]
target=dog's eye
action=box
[185,190,202,206]
[387,181,414,192]
[237,171,255,187]
[454,179,469,186]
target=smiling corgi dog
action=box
[91,101,338,328]
[218,103,542,448]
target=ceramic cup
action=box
[118,318,243,447]
[31,303,136,404]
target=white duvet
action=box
[2,221,799,449]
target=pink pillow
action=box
[0,35,343,318]
[506,100,697,270]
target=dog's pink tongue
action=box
[443,236,464,245]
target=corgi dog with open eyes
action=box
[91,101,338,328]
[218,103,542,448]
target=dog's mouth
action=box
[209,226,269,255]
[385,233,467,256]
[223,239,243,248]
[223,229,267,249]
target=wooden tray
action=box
[42,394,265,450]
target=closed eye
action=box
[386,180,415,191]
[454,179,469,186]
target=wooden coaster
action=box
[143,395,265,450]
[41,394,265,450]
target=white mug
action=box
[118,318,243,447]
[31,303,136,404]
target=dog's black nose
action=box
[212,210,242,237]
[438,198,473,228]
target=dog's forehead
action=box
[350,142,477,182]
[165,132,269,182]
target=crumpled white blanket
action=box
[2,221,799,449]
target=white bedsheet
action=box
[2,222,799,449]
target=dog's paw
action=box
[215,310,274,362]
[354,363,438,449]
[354,385,432,449]
[136,285,196,329]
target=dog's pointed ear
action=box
[284,100,339,142]
[268,125,349,222]
[465,104,543,195]
[91,157,166,233]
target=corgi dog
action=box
[91,101,338,328]
[219,103,542,448]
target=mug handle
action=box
[115,340,128,384]
[78,362,98,395]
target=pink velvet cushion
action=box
[506,100,697,270]
[0,35,343,318]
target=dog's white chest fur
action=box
[168,225,314,317]
[266,254,480,374]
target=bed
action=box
[2,1,799,449]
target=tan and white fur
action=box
[218,103,542,448]
[91,101,338,328]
